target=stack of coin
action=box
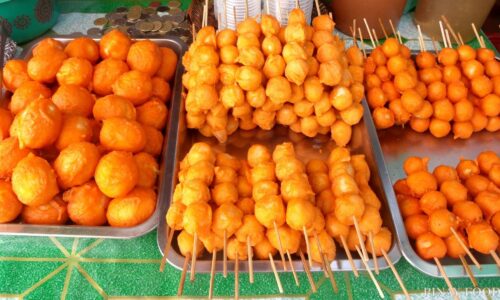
[87,2,192,43]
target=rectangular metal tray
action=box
[157,96,402,272]
[378,127,500,277]
[0,34,187,238]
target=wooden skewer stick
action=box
[457,33,464,46]
[397,30,402,44]
[209,250,217,300]
[352,19,357,42]
[247,236,254,283]
[160,228,175,272]
[445,29,452,49]
[190,232,198,282]
[276,0,282,26]
[295,0,299,9]
[441,15,460,46]
[218,12,221,29]
[233,6,237,28]
[471,23,486,48]
[450,228,481,269]
[223,230,228,277]
[372,29,379,46]
[224,0,228,28]
[269,253,284,293]
[205,0,209,26]
[286,249,300,286]
[353,217,369,261]
[299,250,317,293]
[378,18,388,39]
[358,28,366,58]
[417,24,426,52]
[363,18,376,48]
[274,221,287,270]
[177,253,190,296]
[490,250,500,267]
[381,249,410,300]
[315,233,338,293]
[368,232,379,275]
[266,0,270,15]
[459,255,478,288]
[303,226,313,267]
[431,37,439,53]
[192,23,196,42]
[314,0,321,17]
[389,19,397,38]
[355,246,384,299]
[329,12,333,20]
[235,255,240,300]
[244,0,248,19]
[434,257,459,300]
[439,21,448,48]
[340,235,359,277]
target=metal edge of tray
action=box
[156,95,402,273]
[0,33,188,239]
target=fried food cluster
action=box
[166,141,391,263]
[395,152,500,260]
[365,38,500,138]
[182,9,364,146]
[0,30,178,226]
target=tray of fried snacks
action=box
[0,30,185,238]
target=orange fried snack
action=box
[156,47,178,81]
[0,180,23,223]
[32,38,64,57]
[64,37,100,64]
[53,142,101,189]
[99,29,132,61]
[2,59,30,92]
[92,58,130,96]
[127,40,162,76]
[106,187,156,227]
[55,115,93,150]
[142,125,164,157]
[27,48,67,83]
[93,95,136,121]
[134,152,159,188]
[52,84,95,117]
[100,118,146,153]
[0,137,30,178]
[0,108,12,141]
[136,99,168,129]
[63,181,110,226]
[56,57,93,88]
[112,70,153,105]
[94,151,139,198]
[21,197,68,225]
[10,80,52,114]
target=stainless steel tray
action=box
[157,97,402,272]
[0,34,187,238]
[378,127,500,277]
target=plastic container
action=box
[414,0,495,43]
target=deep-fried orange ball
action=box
[267,224,301,253]
[490,164,500,186]
[178,229,204,257]
[236,66,262,91]
[325,212,349,240]
[237,17,261,37]
[127,40,162,75]
[358,205,382,235]
[142,126,163,157]
[95,151,139,198]
[16,98,62,149]
[32,38,63,57]
[56,57,93,88]
[308,230,336,262]
[21,196,68,225]
[183,201,213,238]
[112,70,153,105]
[440,180,468,205]
[477,151,500,174]
[0,180,23,223]
[93,95,136,122]
[416,232,446,259]
[366,227,392,256]
[52,84,94,117]
[99,29,132,60]
[319,60,342,86]
[100,118,146,153]
[254,237,277,259]
[196,26,217,46]
[54,142,100,189]
[212,182,238,205]
[456,159,480,180]
[398,194,422,218]
[27,49,67,83]
[419,191,447,215]
[480,94,500,117]
[107,187,156,227]
[403,156,429,175]
[406,171,437,197]
[445,231,467,258]
[12,154,59,206]
[467,222,499,254]
[212,202,243,238]
[261,14,280,36]
[2,59,30,92]
[286,198,315,231]
[63,181,110,226]
[335,194,365,225]
[393,178,414,197]
[475,191,500,218]
[312,14,334,32]
[405,214,429,240]
[452,201,483,227]
[428,209,458,238]
[10,80,52,114]
[465,175,492,197]
[345,226,365,251]
[429,118,451,138]
[156,47,178,81]
[216,28,237,48]
[92,58,129,96]
[0,137,30,179]
[247,144,272,167]
[136,99,168,130]
[55,115,93,151]
[166,201,185,230]
[400,89,424,114]
[477,48,495,63]
[236,214,265,245]
[266,76,292,104]
[64,37,99,63]
[373,107,395,129]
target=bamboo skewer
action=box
[233,5,237,27]
[397,31,402,44]
[355,246,384,299]
[224,0,228,28]
[340,235,359,277]
[276,0,282,24]
[381,249,410,300]
[295,0,299,9]
[439,21,448,48]
[190,232,198,282]
[472,23,486,48]
[299,250,317,293]
[314,0,321,17]
[389,19,397,37]
[417,24,426,52]
[266,0,270,15]
[223,230,228,277]
[378,18,388,39]
[235,255,240,300]
[353,217,369,261]
[274,221,287,270]
[192,23,196,42]
[247,236,254,283]
[358,28,366,58]
[363,18,376,48]
[434,257,459,300]
[303,226,313,267]
[269,253,284,294]
[457,33,465,46]
[431,37,439,53]
[368,232,379,275]
[450,228,481,269]
[177,253,190,296]
[490,250,500,267]
[315,233,338,293]
[287,250,300,286]
[160,228,175,272]
[445,29,452,49]
[352,19,357,42]
[459,255,478,288]
[372,29,379,46]
[208,250,217,300]
[441,15,460,46]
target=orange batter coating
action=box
[445,231,467,258]
[211,182,238,205]
[452,201,483,228]
[107,187,156,227]
[142,125,163,157]
[0,180,23,223]
[266,76,292,104]
[134,152,159,188]
[127,40,162,76]
[212,203,243,238]
[406,171,437,197]
[236,215,265,246]
[177,229,204,257]
[166,201,185,230]
[21,197,68,225]
[325,212,350,241]
[286,198,315,231]
[428,209,458,238]
[52,84,94,117]
[0,137,30,179]
[10,80,52,115]
[55,115,93,150]
[237,197,254,215]
[247,144,272,167]
[467,222,499,254]
[404,214,429,240]
[95,151,139,198]
[254,237,277,259]
[12,154,59,207]
[358,205,382,235]
[456,159,480,180]
[183,161,214,184]
[112,70,153,105]
[432,165,459,185]
[63,181,110,226]
[345,226,365,251]
[366,227,392,256]
[99,29,132,61]
[252,180,279,202]
[415,232,447,259]
[334,194,365,226]
[280,173,314,203]
[491,212,500,235]
[180,179,211,205]
[419,191,447,215]
[92,58,129,96]
[27,49,67,83]
[100,118,146,153]
[2,59,30,92]
[267,225,301,253]
[200,231,224,253]
[93,95,136,121]
[475,191,500,219]
[308,230,336,263]
[56,57,93,88]
[275,158,305,181]
[332,174,360,197]
[54,142,100,189]
[182,201,212,238]
[32,38,63,57]
[227,237,248,260]
[64,37,99,63]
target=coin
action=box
[160,21,173,33]
[127,11,140,21]
[148,14,161,22]
[168,0,181,9]
[151,21,163,31]
[93,17,108,26]
[87,27,102,36]
[137,21,154,32]
[157,6,169,12]
[129,5,142,13]
[144,7,156,14]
